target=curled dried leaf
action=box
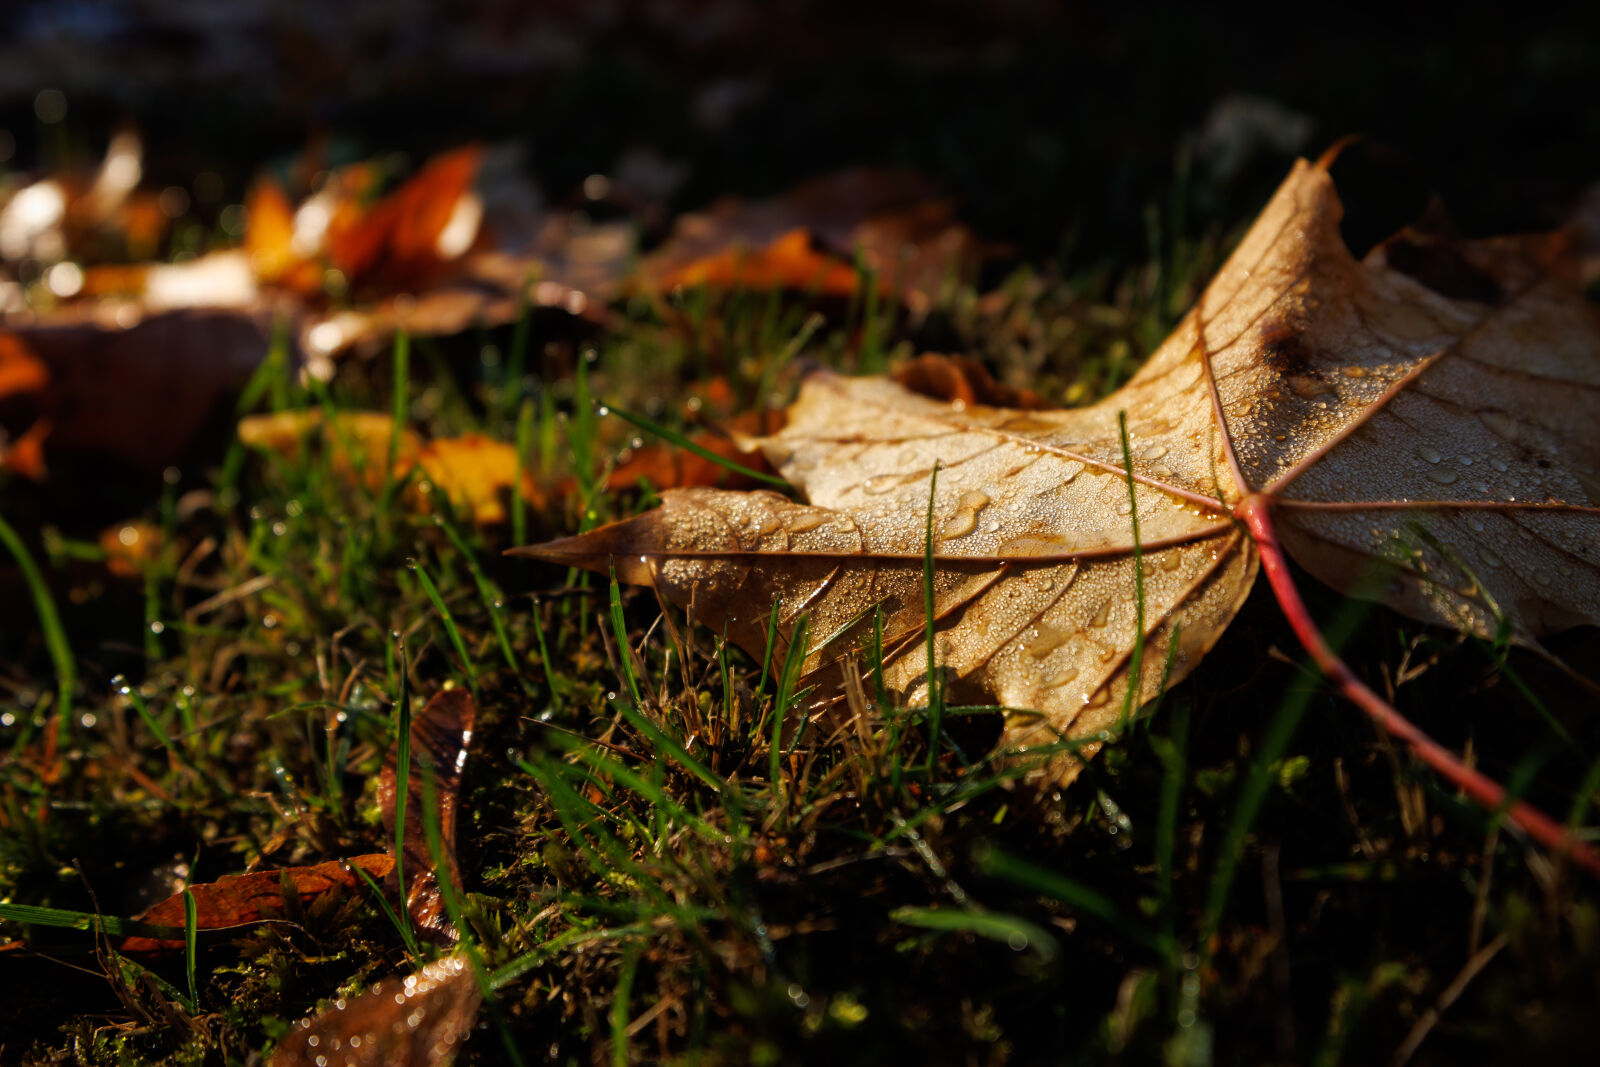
[119,854,393,955]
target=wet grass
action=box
[2,180,1599,1067]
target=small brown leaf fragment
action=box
[639,168,993,306]
[269,951,482,1067]
[651,227,867,298]
[118,854,393,955]
[381,689,475,943]
[893,353,1050,410]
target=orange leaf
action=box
[244,177,304,286]
[119,854,394,955]
[654,227,866,297]
[0,332,48,399]
[98,518,162,578]
[328,146,485,289]
[415,433,527,524]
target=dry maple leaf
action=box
[269,951,482,1067]
[516,153,1600,872]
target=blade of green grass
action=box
[0,509,74,743]
[0,902,185,941]
[352,859,421,961]
[182,888,199,1013]
[433,514,520,679]
[513,395,535,546]
[413,558,478,697]
[970,841,1165,953]
[770,615,811,793]
[615,701,725,794]
[890,905,1058,963]
[601,403,792,489]
[608,570,644,709]
[1117,412,1146,732]
[923,462,942,774]
[610,943,641,1067]
[376,330,410,524]
[391,632,416,952]
[754,598,783,703]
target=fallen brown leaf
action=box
[514,155,1600,869]
[381,688,475,943]
[269,951,483,1067]
[118,854,394,955]
[639,168,993,307]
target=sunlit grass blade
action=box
[770,615,811,791]
[413,558,478,696]
[352,859,421,961]
[1117,411,1146,732]
[513,395,535,545]
[608,570,643,708]
[971,841,1165,953]
[0,509,74,743]
[0,902,184,941]
[890,905,1057,963]
[610,943,641,1067]
[601,403,791,489]
[391,633,416,951]
[433,513,520,679]
[754,598,783,703]
[615,701,724,793]
[923,462,942,775]
[376,330,410,524]
[182,888,199,1013]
